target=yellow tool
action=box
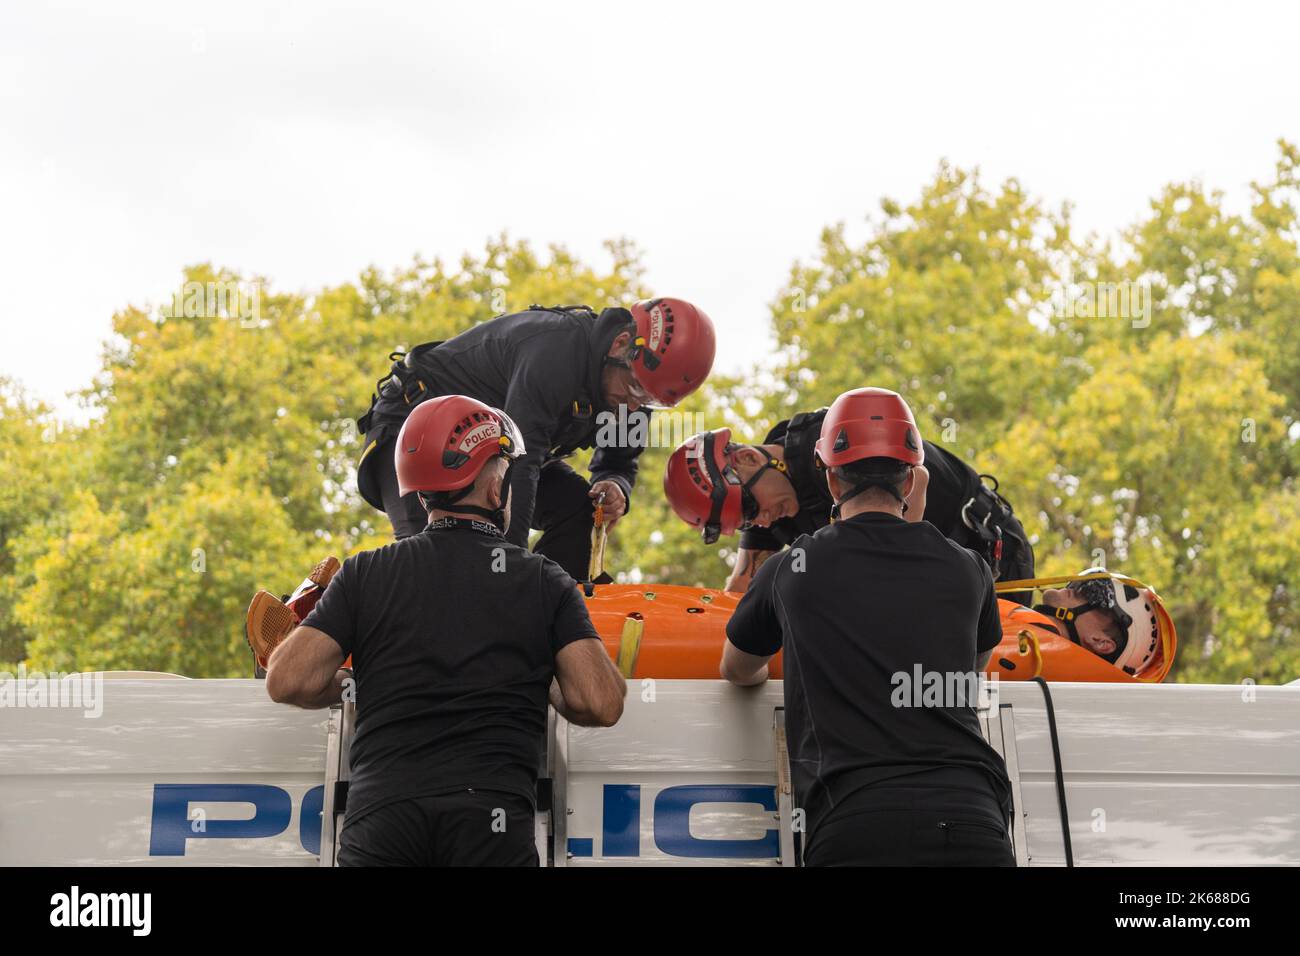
[585,490,608,597]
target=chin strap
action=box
[1032,602,1124,664]
[829,472,909,520]
[743,449,787,495]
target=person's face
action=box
[1041,587,1121,656]
[601,331,654,412]
[729,446,798,528]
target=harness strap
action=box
[781,409,826,500]
[959,474,1025,579]
[357,340,446,436]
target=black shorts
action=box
[337,789,538,867]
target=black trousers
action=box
[337,789,538,867]
[373,440,599,582]
[374,440,430,539]
[804,779,1015,867]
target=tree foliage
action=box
[2,146,1297,683]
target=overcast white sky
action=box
[2,0,1297,417]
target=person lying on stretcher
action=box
[998,567,1172,680]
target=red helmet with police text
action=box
[813,387,924,469]
[395,395,525,496]
[626,298,717,407]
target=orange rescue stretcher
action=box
[586,573,1177,684]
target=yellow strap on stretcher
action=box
[616,613,644,678]
[996,571,1149,593]
[1014,628,1044,679]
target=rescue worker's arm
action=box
[720,642,772,686]
[725,547,778,593]
[501,340,579,548]
[546,569,625,726]
[974,558,1002,672]
[265,625,349,708]
[730,521,784,593]
[722,553,785,685]
[550,641,625,727]
[588,409,647,526]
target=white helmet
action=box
[1067,569,1162,676]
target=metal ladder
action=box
[319,699,354,867]
[773,707,801,866]
[540,707,567,867]
[978,702,1030,866]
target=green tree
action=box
[9,148,1299,684]
[763,162,1081,458]
[17,455,311,675]
[1187,485,1300,682]
[16,238,649,675]
[757,150,1299,683]
[0,381,81,669]
[985,334,1290,681]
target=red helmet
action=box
[395,395,525,496]
[626,298,717,407]
[813,387,924,469]
[664,429,787,544]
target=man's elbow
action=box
[719,653,748,685]
[576,678,626,728]
[591,677,627,727]
[720,655,766,687]
[590,695,624,728]
[264,668,301,706]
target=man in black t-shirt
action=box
[664,407,1034,597]
[723,388,1014,867]
[266,395,626,866]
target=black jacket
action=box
[358,306,646,548]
